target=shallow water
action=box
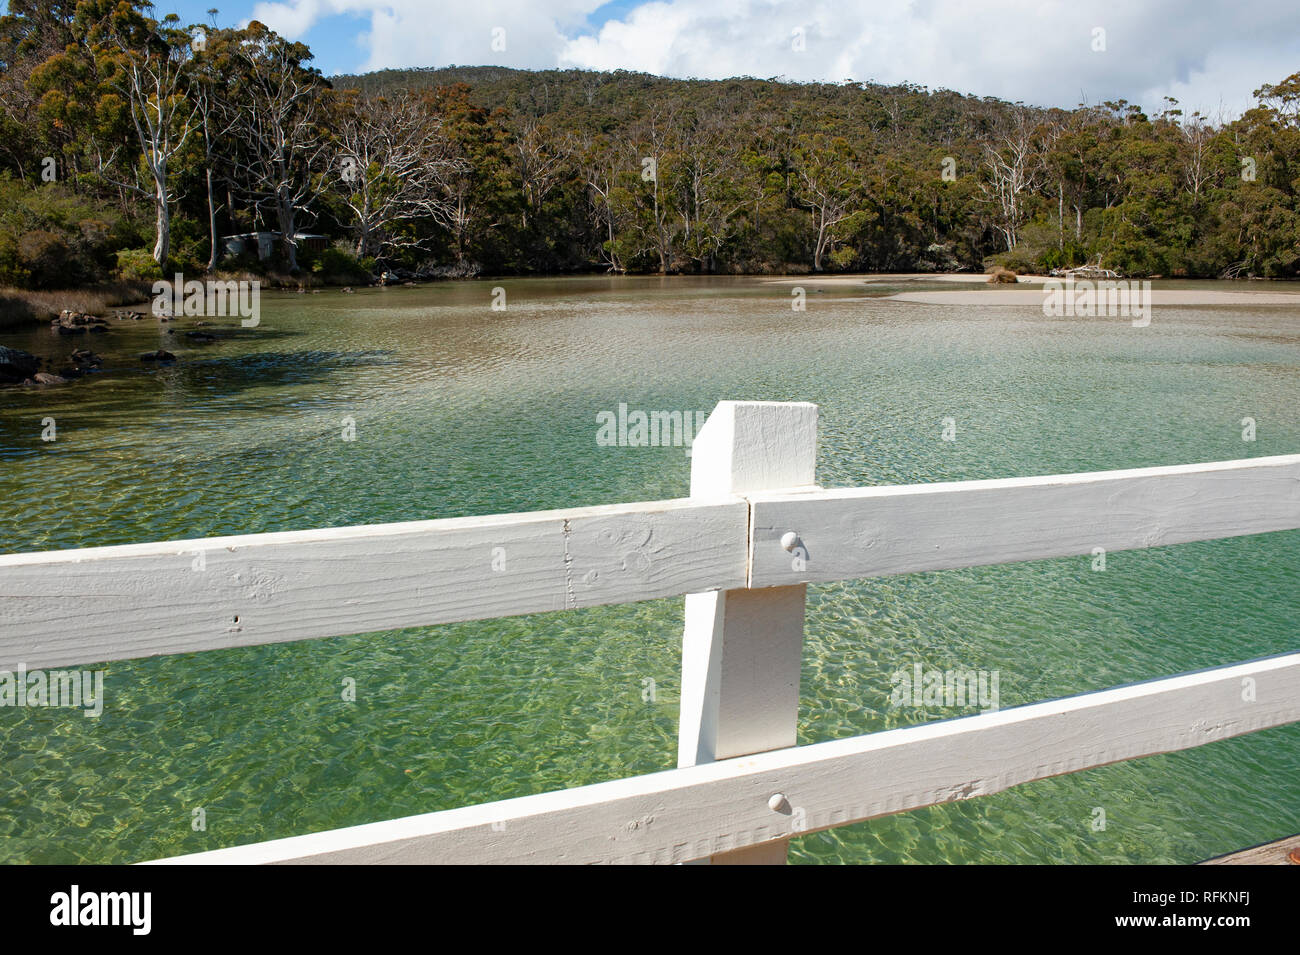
[1,275,1298,863]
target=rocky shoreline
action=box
[1,305,187,386]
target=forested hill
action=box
[2,1,1297,289]
[331,65,993,145]
[329,64,1300,278]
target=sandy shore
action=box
[888,288,1300,305]
[762,273,1055,286]
[761,273,1300,304]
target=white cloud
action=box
[250,0,604,73]
[246,0,1300,117]
[559,0,1300,117]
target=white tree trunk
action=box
[152,168,170,267]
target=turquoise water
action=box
[0,275,1297,863]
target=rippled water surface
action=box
[1,275,1298,863]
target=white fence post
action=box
[679,400,818,864]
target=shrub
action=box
[304,244,372,285]
[0,179,142,288]
[985,247,1038,274]
[18,230,72,286]
[115,247,163,282]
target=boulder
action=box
[0,345,40,384]
[30,372,68,385]
[139,350,177,363]
[56,309,106,326]
[52,309,109,334]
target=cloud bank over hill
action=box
[247,0,1300,117]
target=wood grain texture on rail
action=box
[149,652,1300,865]
[1201,834,1300,865]
[750,454,1300,588]
[0,497,748,670]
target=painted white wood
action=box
[0,498,748,670]
[749,453,1300,588]
[679,401,818,864]
[687,401,819,499]
[149,652,1300,865]
[679,589,807,765]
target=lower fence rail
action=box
[149,652,1300,865]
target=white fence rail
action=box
[0,498,746,671]
[2,400,1297,865]
[147,654,1300,865]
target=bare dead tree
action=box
[329,91,464,259]
[573,131,624,272]
[978,107,1049,252]
[224,24,326,272]
[1180,111,1218,206]
[510,115,568,231]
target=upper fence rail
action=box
[1,453,1299,671]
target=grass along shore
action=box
[0,267,376,331]
[0,282,155,330]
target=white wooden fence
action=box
[2,400,1298,865]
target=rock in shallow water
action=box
[27,372,69,385]
[0,345,40,384]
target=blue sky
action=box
[4,0,1299,117]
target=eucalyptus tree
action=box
[510,114,569,233]
[1253,73,1300,126]
[671,107,751,272]
[425,83,514,267]
[188,23,241,271]
[7,0,127,193]
[88,6,198,266]
[625,109,678,273]
[0,0,76,181]
[791,133,863,271]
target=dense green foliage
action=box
[2,1,1299,285]
[340,66,1300,278]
